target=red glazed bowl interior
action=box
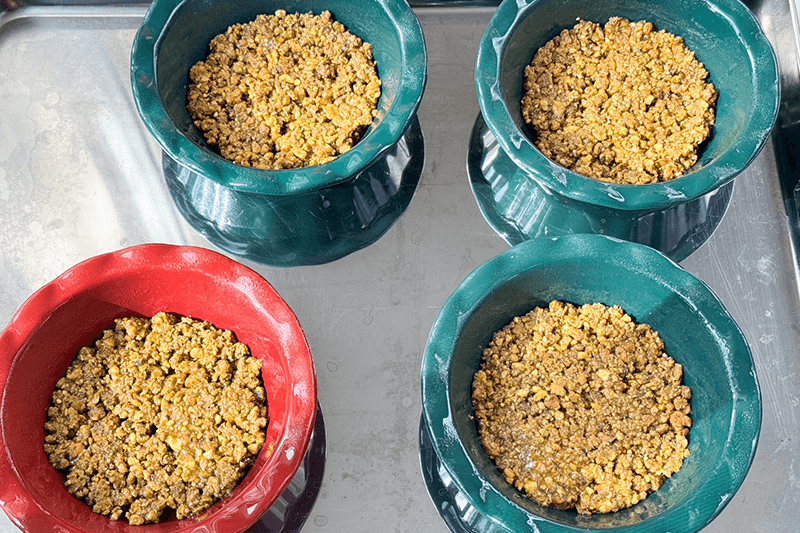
[0,244,317,533]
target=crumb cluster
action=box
[187,10,381,169]
[472,301,691,514]
[44,312,268,524]
[521,18,717,184]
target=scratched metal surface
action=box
[0,2,799,533]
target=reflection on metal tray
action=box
[771,0,800,277]
[247,404,326,533]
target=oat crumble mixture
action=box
[43,312,268,525]
[187,10,382,170]
[472,301,692,514]
[521,17,717,184]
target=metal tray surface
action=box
[1,2,799,532]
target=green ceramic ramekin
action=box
[474,0,779,252]
[129,0,427,266]
[421,234,761,533]
[131,0,426,196]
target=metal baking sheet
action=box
[1,1,799,532]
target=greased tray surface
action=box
[1,3,799,532]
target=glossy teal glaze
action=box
[467,114,733,262]
[421,234,761,533]
[130,0,426,196]
[162,116,424,266]
[474,0,779,220]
